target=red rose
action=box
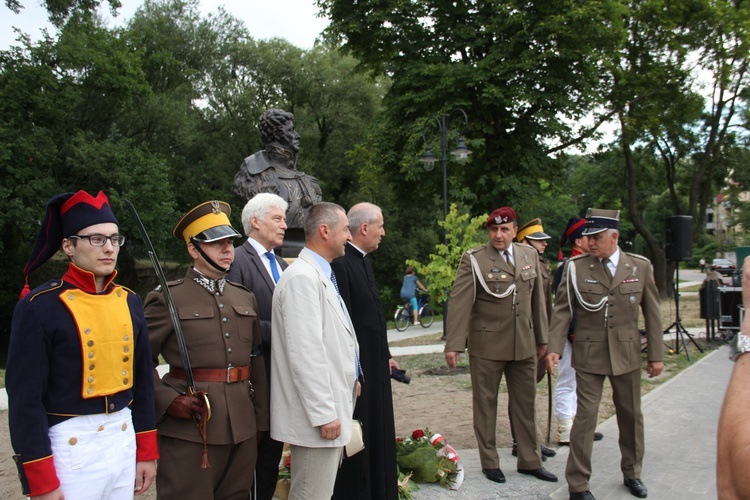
[412,429,425,439]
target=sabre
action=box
[125,200,211,421]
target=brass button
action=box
[69,437,78,445]
[225,332,230,338]
[109,403,115,410]
[227,348,233,354]
[67,293,75,300]
[123,379,129,385]
[87,340,94,347]
[97,425,104,432]
[116,290,122,297]
[194,313,200,317]
[123,335,130,341]
[88,376,94,383]
[84,328,91,334]
[122,423,128,431]
[219,303,224,308]
[123,357,129,362]
[123,347,129,353]
[122,370,128,376]
[222,317,228,323]
[89,364,95,370]
[87,388,93,395]
[88,352,95,359]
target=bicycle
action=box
[394,290,434,331]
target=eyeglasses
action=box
[69,234,126,247]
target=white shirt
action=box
[247,236,281,282]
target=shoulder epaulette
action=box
[570,253,589,261]
[27,280,64,302]
[120,285,137,295]
[225,280,250,292]
[466,245,485,255]
[516,242,534,250]
[153,279,184,292]
[626,252,651,263]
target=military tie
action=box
[601,257,613,285]
[265,251,281,283]
[504,250,514,267]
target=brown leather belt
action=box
[170,365,251,383]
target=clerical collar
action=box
[266,145,296,169]
[192,267,226,294]
[348,241,366,256]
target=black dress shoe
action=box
[517,468,558,482]
[482,468,506,483]
[624,478,648,498]
[511,443,547,461]
[570,491,596,500]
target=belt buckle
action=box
[226,366,235,383]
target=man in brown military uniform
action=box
[546,209,663,500]
[444,207,557,485]
[145,201,270,499]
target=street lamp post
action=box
[419,108,471,340]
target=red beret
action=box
[485,207,517,227]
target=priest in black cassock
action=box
[331,202,399,499]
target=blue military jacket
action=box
[6,264,158,495]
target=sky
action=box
[0,0,330,50]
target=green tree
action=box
[406,204,487,306]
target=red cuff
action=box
[23,456,60,497]
[136,429,160,461]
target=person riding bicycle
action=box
[400,266,428,326]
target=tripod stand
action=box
[664,262,703,362]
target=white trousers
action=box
[289,445,342,500]
[49,408,136,500]
[554,340,578,420]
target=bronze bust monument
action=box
[233,109,323,256]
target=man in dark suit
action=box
[445,206,557,485]
[546,209,663,500]
[331,202,398,499]
[227,193,288,500]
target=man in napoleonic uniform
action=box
[7,190,158,499]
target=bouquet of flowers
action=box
[395,429,464,491]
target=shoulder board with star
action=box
[626,252,651,263]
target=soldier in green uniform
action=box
[444,207,557,485]
[546,209,663,500]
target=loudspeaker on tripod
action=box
[665,215,693,262]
